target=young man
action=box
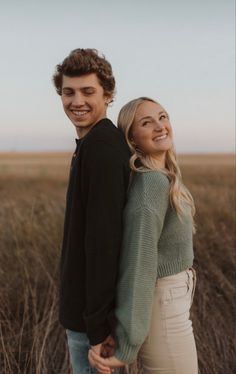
[53,49,130,373]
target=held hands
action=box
[89,350,125,374]
[101,335,116,358]
[89,335,125,374]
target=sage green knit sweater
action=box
[114,170,194,364]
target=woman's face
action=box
[131,101,173,159]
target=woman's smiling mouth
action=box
[153,133,168,141]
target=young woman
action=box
[89,97,198,374]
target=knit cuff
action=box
[114,336,140,364]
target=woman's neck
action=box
[145,153,166,170]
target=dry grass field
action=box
[0,152,235,374]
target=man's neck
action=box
[76,117,108,139]
[76,128,89,139]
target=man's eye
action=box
[84,90,94,95]
[63,91,73,96]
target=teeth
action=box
[154,134,167,141]
[72,110,89,116]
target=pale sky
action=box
[0,0,235,152]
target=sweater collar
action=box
[75,117,114,144]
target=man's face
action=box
[61,73,110,137]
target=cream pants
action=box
[128,267,198,374]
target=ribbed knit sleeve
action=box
[114,171,170,364]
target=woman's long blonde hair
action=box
[117,97,196,225]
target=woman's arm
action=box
[114,172,170,364]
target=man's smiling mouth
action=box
[71,110,90,117]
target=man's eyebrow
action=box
[81,86,96,91]
[62,86,96,91]
[62,87,73,91]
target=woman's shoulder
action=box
[128,170,170,211]
[134,170,170,191]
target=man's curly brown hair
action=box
[52,48,116,101]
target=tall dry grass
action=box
[0,175,68,373]
[0,153,235,374]
[178,158,236,374]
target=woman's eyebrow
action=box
[138,116,153,122]
[138,111,168,122]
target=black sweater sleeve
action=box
[81,138,129,345]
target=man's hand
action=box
[91,335,116,358]
[91,342,103,356]
[89,335,117,373]
[101,335,116,358]
[89,348,125,374]
[90,342,110,374]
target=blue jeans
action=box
[66,330,123,374]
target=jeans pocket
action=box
[170,282,189,300]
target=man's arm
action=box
[81,138,129,345]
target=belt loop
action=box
[190,267,197,307]
[186,268,190,290]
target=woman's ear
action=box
[130,138,136,147]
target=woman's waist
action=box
[156,266,196,287]
[156,257,194,280]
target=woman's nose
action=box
[153,121,164,131]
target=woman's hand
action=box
[88,348,125,374]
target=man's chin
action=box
[73,122,90,128]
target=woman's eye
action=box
[160,114,169,120]
[142,121,150,127]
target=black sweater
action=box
[59,118,130,345]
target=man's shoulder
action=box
[82,118,130,155]
[85,119,124,143]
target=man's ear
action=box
[104,94,112,105]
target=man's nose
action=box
[71,93,85,106]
